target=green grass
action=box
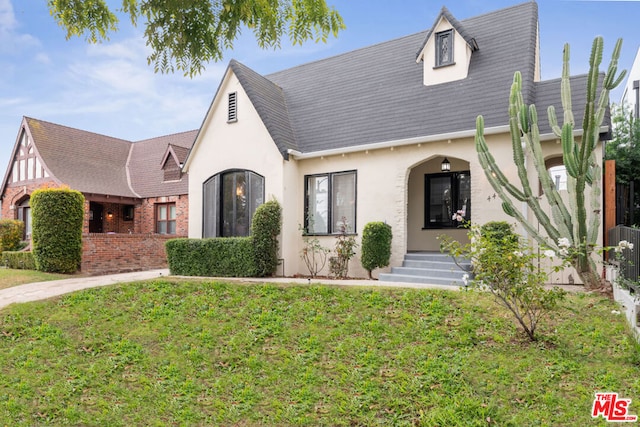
[0,268,72,290]
[0,280,638,426]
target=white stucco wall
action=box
[420,17,473,86]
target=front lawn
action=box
[0,280,638,426]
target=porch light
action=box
[441,158,451,172]
[107,211,113,219]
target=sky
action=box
[1,0,640,175]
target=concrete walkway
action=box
[0,270,586,310]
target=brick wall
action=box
[81,233,180,275]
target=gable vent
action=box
[228,92,237,122]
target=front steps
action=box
[378,252,472,286]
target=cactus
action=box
[475,37,625,289]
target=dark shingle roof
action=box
[129,130,197,197]
[17,117,196,199]
[232,2,541,154]
[26,117,138,197]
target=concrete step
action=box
[379,252,472,287]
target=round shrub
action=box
[251,199,282,277]
[361,221,392,279]
[0,219,24,252]
[31,187,85,273]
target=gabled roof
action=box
[22,117,138,198]
[229,60,298,158]
[130,130,197,197]
[416,5,478,61]
[1,117,197,199]
[254,1,540,154]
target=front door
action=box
[89,202,103,233]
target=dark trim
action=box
[304,169,357,235]
[435,29,454,67]
[424,170,470,229]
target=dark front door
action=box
[89,202,103,233]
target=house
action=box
[621,46,640,118]
[183,1,608,282]
[0,117,196,273]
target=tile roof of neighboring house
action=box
[222,2,604,157]
[129,130,198,197]
[10,117,196,199]
[25,117,138,198]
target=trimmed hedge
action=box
[251,199,282,277]
[0,219,24,252]
[166,237,257,277]
[31,187,85,273]
[361,222,393,279]
[1,251,35,270]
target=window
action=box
[305,171,356,234]
[540,157,567,194]
[156,203,176,234]
[123,205,134,221]
[424,171,470,228]
[228,92,237,122]
[435,29,454,67]
[203,170,264,237]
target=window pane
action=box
[222,173,235,237]
[169,204,177,220]
[428,176,452,224]
[307,175,329,234]
[158,205,167,220]
[203,175,219,238]
[332,172,356,233]
[157,221,167,234]
[548,165,567,191]
[168,220,176,234]
[456,172,470,219]
[249,172,264,232]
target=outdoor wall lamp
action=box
[441,157,451,172]
[107,211,114,219]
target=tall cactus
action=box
[475,37,625,289]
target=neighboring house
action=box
[183,1,608,281]
[621,46,640,118]
[0,117,196,239]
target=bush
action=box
[440,222,566,342]
[31,187,85,273]
[251,199,282,277]
[0,219,24,252]
[166,237,257,277]
[1,251,35,270]
[361,222,392,279]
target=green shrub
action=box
[166,237,257,277]
[361,222,392,279]
[31,187,85,274]
[251,199,282,277]
[480,221,518,247]
[0,219,24,252]
[1,251,35,270]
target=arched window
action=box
[541,157,567,194]
[203,170,264,237]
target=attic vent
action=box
[228,92,237,122]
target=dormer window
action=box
[435,29,454,67]
[228,92,237,122]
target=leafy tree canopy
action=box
[605,103,640,185]
[47,0,345,76]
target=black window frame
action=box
[424,171,470,229]
[435,29,454,68]
[304,170,357,235]
[202,169,265,238]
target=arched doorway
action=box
[407,156,470,251]
[15,196,31,240]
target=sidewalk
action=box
[0,269,170,309]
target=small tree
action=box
[475,37,626,289]
[441,222,566,342]
[328,218,358,279]
[251,199,282,277]
[361,222,392,279]
[31,187,85,273]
